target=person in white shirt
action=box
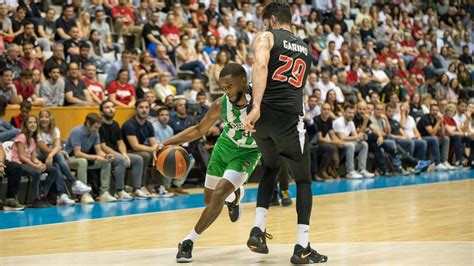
[317,71,344,103]
[218,15,237,40]
[326,24,344,50]
[371,59,390,88]
[333,104,370,179]
[453,100,468,132]
[317,41,341,68]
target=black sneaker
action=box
[33,199,49,208]
[270,191,280,206]
[247,227,273,254]
[225,188,241,222]
[279,190,293,207]
[176,239,193,263]
[290,243,328,264]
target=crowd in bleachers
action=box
[0,0,473,210]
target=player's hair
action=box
[219,63,247,80]
[262,0,291,25]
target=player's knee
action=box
[211,187,231,204]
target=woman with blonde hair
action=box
[77,11,92,39]
[443,103,465,167]
[154,72,177,102]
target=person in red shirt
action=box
[14,70,46,106]
[107,68,136,107]
[19,42,43,73]
[83,64,105,105]
[111,0,142,46]
[411,44,432,67]
[443,103,466,167]
[161,13,181,48]
[346,62,359,85]
[409,58,426,85]
[10,100,32,129]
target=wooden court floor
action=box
[0,179,472,264]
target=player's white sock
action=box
[297,224,309,247]
[254,207,268,231]
[183,228,199,243]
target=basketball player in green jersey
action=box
[161,63,260,263]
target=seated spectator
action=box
[318,71,344,103]
[65,113,116,203]
[196,40,212,70]
[318,41,341,69]
[111,0,142,47]
[12,115,74,207]
[333,104,371,178]
[184,79,205,102]
[208,50,230,94]
[55,5,77,42]
[152,107,173,145]
[14,21,45,58]
[83,64,105,105]
[443,104,466,167]
[11,6,26,40]
[122,99,174,196]
[144,91,160,119]
[44,44,68,79]
[38,8,57,44]
[381,76,409,104]
[194,91,210,121]
[154,72,177,103]
[328,24,345,50]
[77,11,92,40]
[106,50,136,86]
[18,42,43,73]
[0,44,22,80]
[36,109,91,195]
[176,34,206,80]
[0,68,21,105]
[10,100,31,129]
[99,100,149,200]
[161,13,181,49]
[69,42,98,72]
[416,103,455,170]
[63,27,82,61]
[446,78,468,103]
[91,10,117,55]
[65,62,95,106]
[13,70,45,106]
[39,67,65,107]
[155,44,192,94]
[135,73,153,100]
[0,4,14,43]
[107,68,136,107]
[204,35,220,63]
[0,142,24,210]
[218,15,236,40]
[459,45,472,65]
[337,72,358,104]
[136,51,160,82]
[143,10,168,56]
[0,96,19,141]
[325,90,343,118]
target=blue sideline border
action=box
[0,169,472,230]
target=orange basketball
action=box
[155,146,191,179]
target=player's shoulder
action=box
[209,96,224,113]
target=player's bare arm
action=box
[244,31,273,132]
[163,98,223,146]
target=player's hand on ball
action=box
[244,106,260,133]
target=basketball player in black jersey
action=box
[244,1,328,264]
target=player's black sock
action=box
[256,165,280,209]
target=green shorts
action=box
[205,135,260,189]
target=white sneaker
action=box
[442,162,456,170]
[58,194,75,206]
[81,193,95,204]
[99,192,117,202]
[346,171,363,179]
[435,163,448,171]
[115,190,133,201]
[134,188,151,200]
[360,169,375,178]
[72,180,92,195]
[156,185,175,198]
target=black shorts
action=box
[252,104,307,164]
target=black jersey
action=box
[263,29,312,115]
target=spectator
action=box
[39,66,65,107]
[19,42,42,72]
[337,72,358,104]
[0,142,24,210]
[143,10,167,56]
[111,0,140,45]
[77,11,92,39]
[416,103,455,170]
[443,103,465,167]
[106,50,136,86]
[69,42,98,71]
[107,68,136,107]
[0,44,22,80]
[0,96,19,141]
[161,13,181,49]
[99,100,149,199]
[10,100,31,129]
[221,35,237,61]
[0,68,21,105]
[318,41,341,68]
[304,95,321,123]
[204,35,220,63]
[325,90,343,117]
[14,20,45,58]
[446,78,468,103]
[63,27,82,60]
[83,64,105,105]
[11,6,26,39]
[122,99,171,196]
[88,30,114,70]
[242,52,254,83]
[13,70,45,106]
[459,45,472,65]
[318,71,344,103]
[38,8,57,43]
[90,9,116,54]
[155,44,191,94]
[184,78,204,102]
[207,50,230,94]
[176,34,206,79]
[55,4,77,42]
[195,41,212,70]
[218,15,236,40]
[0,4,13,42]
[381,75,409,104]
[44,44,68,79]
[36,108,91,195]
[152,107,173,144]
[11,115,74,207]
[65,113,116,203]
[65,62,95,106]
[333,104,371,178]
[327,24,344,50]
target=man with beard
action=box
[99,100,149,200]
[121,99,163,197]
[168,63,259,263]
